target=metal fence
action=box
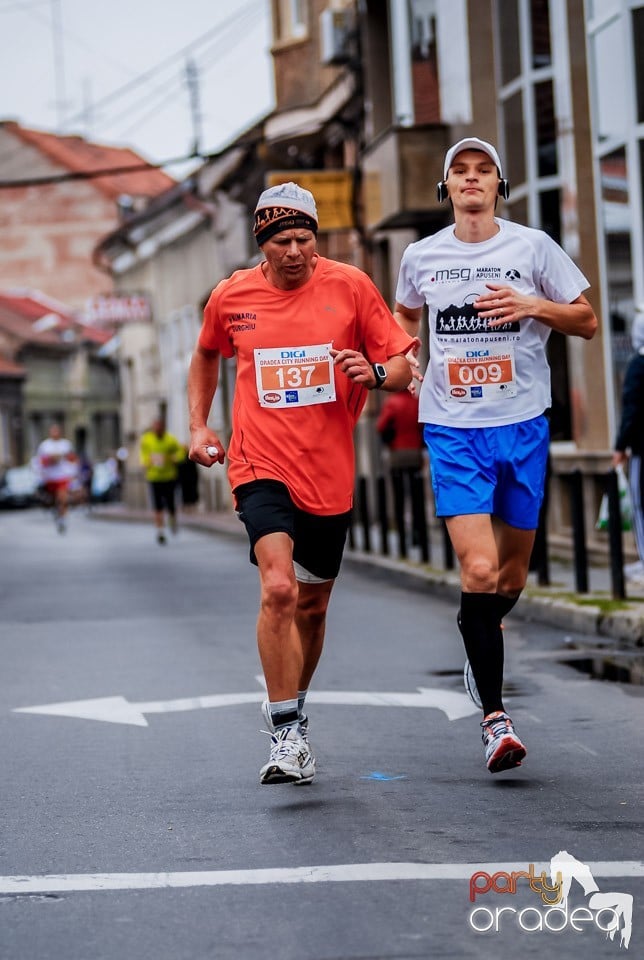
[348,468,629,600]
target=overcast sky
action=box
[0,0,275,171]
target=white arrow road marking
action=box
[13,688,479,726]
[0,862,642,894]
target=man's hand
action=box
[406,336,423,394]
[474,283,535,327]
[189,427,225,466]
[330,347,375,387]
[612,450,628,469]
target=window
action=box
[410,0,440,124]
[498,0,521,84]
[590,17,629,140]
[534,80,557,176]
[502,91,526,186]
[539,189,561,242]
[530,0,551,68]
[633,6,644,124]
[507,195,528,225]
[276,0,308,42]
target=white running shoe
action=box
[259,726,315,785]
[463,660,483,709]
[481,711,526,774]
[261,700,310,745]
[457,613,483,709]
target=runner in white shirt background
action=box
[394,137,598,774]
[35,423,78,533]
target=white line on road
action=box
[572,740,599,757]
[0,862,642,894]
[13,687,479,726]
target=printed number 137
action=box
[276,364,316,388]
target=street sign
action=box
[265,170,354,230]
[85,294,152,325]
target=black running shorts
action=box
[234,479,351,581]
[149,480,176,514]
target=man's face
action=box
[446,150,499,212]
[261,228,317,290]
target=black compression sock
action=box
[459,592,505,716]
[495,592,520,621]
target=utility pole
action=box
[80,77,94,137]
[51,0,67,129]
[185,58,202,157]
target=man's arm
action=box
[187,344,225,465]
[393,303,424,389]
[329,349,412,391]
[393,302,423,338]
[475,288,598,340]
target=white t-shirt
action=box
[37,437,77,482]
[395,218,589,427]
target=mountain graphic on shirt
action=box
[436,298,519,336]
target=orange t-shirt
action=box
[198,256,414,514]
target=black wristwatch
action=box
[371,363,387,389]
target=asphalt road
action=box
[0,507,642,960]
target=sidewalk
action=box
[91,503,644,647]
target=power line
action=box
[97,5,261,151]
[0,0,50,15]
[64,0,263,126]
[0,137,260,189]
[0,152,202,189]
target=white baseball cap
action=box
[443,138,504,180]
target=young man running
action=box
[188,182,416,785]
[394,138,597,773]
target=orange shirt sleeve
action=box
[352,270,415,362]
[198,283,235,358]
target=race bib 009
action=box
[444,345,517,402]
[254,343,336,408]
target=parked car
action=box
[90,458,121,503]
[0,464,41,508]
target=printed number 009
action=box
[275,364,316,388]
[458,363,502,385]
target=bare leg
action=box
[446,513,499,592]
[493,517,536,597]
[254,533,302,702]
[446,513,534,717]
[294,579,334,691]
[254,534,335,702]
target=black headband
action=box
[254,206,318,246]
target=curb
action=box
[344,550,643,646]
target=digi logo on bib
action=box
[285,391,299,403]
[471,386,483,398]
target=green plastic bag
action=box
[596,465,632,532]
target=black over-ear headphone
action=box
[436,179,511,202]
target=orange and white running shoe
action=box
[481,711,526,773]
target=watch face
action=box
[373,363,387,387]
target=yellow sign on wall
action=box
[265,170,355,231]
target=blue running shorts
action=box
[423,414,550,530]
